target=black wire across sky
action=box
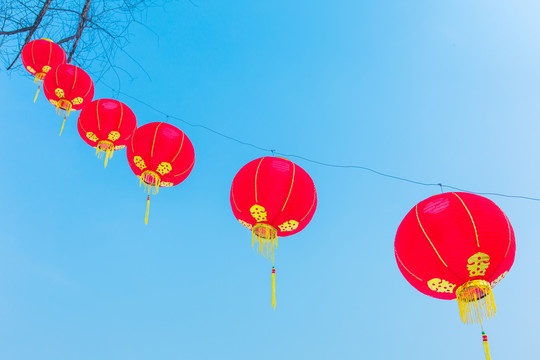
[101,82,540,203]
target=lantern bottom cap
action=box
[456,279,496,324]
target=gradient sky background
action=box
[1,1,540,359]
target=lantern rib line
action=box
[395,250,423,281]
[415,205,448,267]
[96,99,101,131]
[231,184,241,212]
[171,132,185,163]
[281,162,296,212]
[300,188,317,221]
[173,157,195,177]
[254,158,264,203]
[72,66,77,91]
[117,102,124,130]
[504,213,512,258]
[47,42,52,70]
[31,41,35,66]
[151,122,161,159]
[452,192,479,248]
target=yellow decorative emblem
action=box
[42,65,51,73]
[49,99,58,106]
[250,205,268,222]
[133,156,147,170]
[114,145,126,150]
[156,162,172,175]
[108,131,120,141]
[467,252,490,277]
[72,97,84,105]
[26,66,36,74]
[160,181,174,187]
[491,271,508,287]
[278,220,299,232]
[239,219,253,230]
[55,88,65,98]
[427,278,456,293]
[86,132,99,142]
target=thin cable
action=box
[100,82,540,203]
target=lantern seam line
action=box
[47,41,52,70]
[231,184,241,212]
[171,132,185,163]
[300,188,317,221]
[150,122,161,164]
[96,99,101,132]
[395,250,423,281]
[31,41,35,66]
[504,213,512,258]
[281,161,295,212]
[117,102,124,130]
[173,157,195,177]
[72,65,77,91]
[452,192,479,248]
[415,205,448,267]
[254,158,264,203]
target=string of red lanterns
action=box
[19,38,517,359]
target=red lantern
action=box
[126,122,195,224]
[77,99,137,167]
[43,64,94,135]
[394,192,516,359]
[230,157,317,308]
[21,39,66,102]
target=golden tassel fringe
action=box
[271,267,276,309]
[251,223,278,263]
[456,280,496,324]
[96,141,114,168]
[145,195,150,225]
[139,170,161,195]
[482,332,491,360]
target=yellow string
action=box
[145,196,150,225]
[59,115,67,136]
[271,267,276,309]
[33,86,40,103]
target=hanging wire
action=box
[101,82,540,203]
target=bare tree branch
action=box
[6,0,53,70]
[67,0,91,63]
[0,26,32,35]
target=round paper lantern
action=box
[394,192,516,358]
[21,39,66,102]
[43,64,94,135]
[230,157,317,308]
[126,122,195,224]
[77,99,137,167]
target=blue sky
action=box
[1,1,540,359]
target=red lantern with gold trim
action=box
[21,39,67,102]
[230,157,317,308]
[394,192,516,359]
[126,122,195,224]
[43,64,94,135]
[77,99,137,167]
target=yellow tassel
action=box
[271,267,276,309]
[456,280,496,324]
[252,223,278,263]
[34,85,40,103]
[59,115,67,136]
[482,332,491,360]
[145,195,150,225]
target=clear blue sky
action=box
[1,1,539,359]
